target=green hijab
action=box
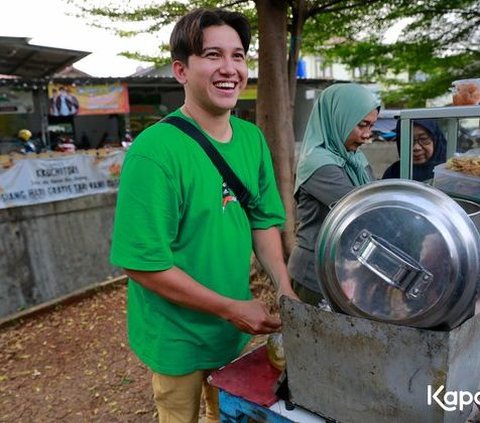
[295,83,381,193]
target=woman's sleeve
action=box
[301,165,355,206]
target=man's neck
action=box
[181,104,232,143]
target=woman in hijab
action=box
[382,119,447,182]
[287,83,381,306]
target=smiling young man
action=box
[110,8,297,423]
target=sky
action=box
[1,0,168,77]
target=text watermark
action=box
[427,385,480,411]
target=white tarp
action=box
[0,150,124,209]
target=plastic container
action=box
[266,332,285,370]
[452,78,480,105]
[433,163,480,201]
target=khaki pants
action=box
[152,370,220,423]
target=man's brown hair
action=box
[169,8,251,63]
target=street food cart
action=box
[281,105,480,422]
[213,105,480,422]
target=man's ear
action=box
[172,60,187,84]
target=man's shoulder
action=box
[230,116,265,148]
[130,118,188,153]
[231,115,260,132]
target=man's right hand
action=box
[125,268,282,334]
[223,298,281,335]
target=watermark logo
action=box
[427,385,480,411]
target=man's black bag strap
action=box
[163,115,251,211]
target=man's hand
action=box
[223,298,281,335]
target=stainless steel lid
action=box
[316,179,480,329]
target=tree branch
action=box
[221,0,252,8]
[307,0,383,19]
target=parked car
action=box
[372,109,400,142]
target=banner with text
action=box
[0,151,124,209]
[48,83,130,116]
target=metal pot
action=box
[453,197,480,233]
[315,179,480,329]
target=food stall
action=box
[398,105,480,224]
[283,104,480,422]
[212,105,480,422]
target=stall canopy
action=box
[0,37,90,78]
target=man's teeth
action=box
[215,82,235,89]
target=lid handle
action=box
[351,230,433,299]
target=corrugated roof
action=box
[0,37,90,78]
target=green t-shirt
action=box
[110,110,285,375]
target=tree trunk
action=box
[287,0,307,112]
[255,0,296,256]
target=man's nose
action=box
[220,57,236,74]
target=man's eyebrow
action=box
[201,46,245,52]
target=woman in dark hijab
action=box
[382,119,447,182]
